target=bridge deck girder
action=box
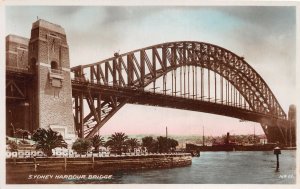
[72,81,288,128]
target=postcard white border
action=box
[0,0,299,189]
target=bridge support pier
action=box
[287,105,296,147]
[263,105,296,147]
[264,125,286,145]
[28,19,76,144]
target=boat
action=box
[186,132,277,152]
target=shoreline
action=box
[6,153,192,184]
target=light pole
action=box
[274,146,281,172]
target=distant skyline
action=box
[5,6,296,136]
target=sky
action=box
[5,6,296,136]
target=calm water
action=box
[10,150,295,184]
[109,150,296,184]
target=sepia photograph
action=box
[2,0,298,187]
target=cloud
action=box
[213,6,296,32]
[51,6,83,16]
[212,6,296,90]
[102,6,162,25]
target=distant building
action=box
[260,138,268,145]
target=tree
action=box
[142,136,158,153]
[91,135,104,152]
[32,128,43,141]
[72,138,92,154]
[15,128,31,141]
[105,132,128,155]
[157,136,179,153]
[167,138,179,152]
[32,128,67,156]
[126,138,140,152]
[157,136,169,153]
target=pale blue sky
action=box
[5,6,296,136]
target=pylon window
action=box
[51,61,59,70]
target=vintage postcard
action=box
[1,0,299,188]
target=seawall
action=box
[6,153,192,183]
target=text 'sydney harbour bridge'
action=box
[6,20,296,146]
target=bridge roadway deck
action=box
[71,80,287,127]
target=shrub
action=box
[15,128,31,141]
[32,128,67,156]
[7,140,18,152]
[72,138,92,154]
[142,136,158,153]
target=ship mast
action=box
[253,124,256,145]
[166,126,168,139]
[202,125,205,146]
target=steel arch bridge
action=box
[71,41,294,145]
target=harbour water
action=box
[8,150,296,184]
[108,150,296,184]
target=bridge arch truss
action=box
[71,41,289,144]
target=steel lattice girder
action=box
[71,41,288,139]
